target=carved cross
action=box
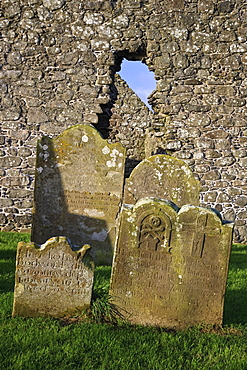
[181,214,221,258]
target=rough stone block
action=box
[0,198,13,207]
[0,157,22,168]
[235,196,247,207]
[43,0,65,11]
[0,214,7,225]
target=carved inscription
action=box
[64,190,120,216]
[181,256,224,303]
[110,199,179,327]
[17,250,88,294]
[111,250,174,307]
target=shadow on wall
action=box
[96,52,162,177]
[94,51,154,140]
[31,137,114,266]
[96,75,146,178]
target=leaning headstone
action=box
[12,237,94,318]
[32,124,126,265]
[124,154,200,207]
[110,198,233,329]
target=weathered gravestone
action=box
[110,198,233,329]
[32,124,126,265]
[12,236,94,318]
[124,155,200,207]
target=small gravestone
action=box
[124,154,200,207]
[12,237,94,318]
[176,205,233,327]
[32,124,126,265]
[110,198,233,329]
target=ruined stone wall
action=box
[146,1,247,243]
[1,0,247,242]
[0,69,152,232]
[108,74,153,176]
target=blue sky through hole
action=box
[119,59,156,110]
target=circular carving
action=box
[151,216,161,227]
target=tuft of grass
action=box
[90,293,122,324]
[90,266,126,324]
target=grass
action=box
[223,243,247,325]
[0,231,247,369]
[90,266,125,324]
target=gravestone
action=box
[110,198,233,329]
[32,124,126,265]
[176,204,233,327]
[12,236,94,318]
[124,155,200,207]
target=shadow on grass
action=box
[223,245,247,325]
[231,244,247,253]
[0,277,15,293]
[224,288,247,325]
[0,258,16,293]
[0,249,17,260]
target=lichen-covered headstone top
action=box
[12,236,94,318]
[124,155,200,207]
[110,198,233,329]
[32,124,126,265]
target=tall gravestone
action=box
[32,124,126,265]
[124,155,200,207]
[12,237,94,318]
[110,198,233,329]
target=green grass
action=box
[223,243,247,325]
[0,231,247,369]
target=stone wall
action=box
[1,0,247,242]
[108,74,153,176]
[0,69,152,232]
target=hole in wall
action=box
[118,59,156,110]
[95,52,158,178]
[110,0,118,7]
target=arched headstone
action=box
[32,124,126,265]
[124,155,200,207]
[110,198,233,329]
